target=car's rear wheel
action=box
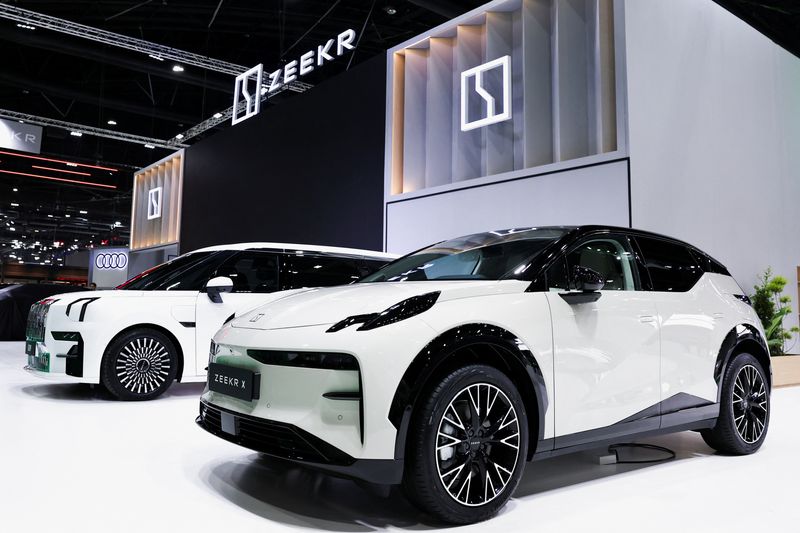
[101,328,178,401]
[702,352,770,454]
[403,364,528,524]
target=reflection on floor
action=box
[1,340,797,532]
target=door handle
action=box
[638,315,655,323]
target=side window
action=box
[362,259,389,277]
[214,252,279,293]
[566,235,637,291]
[636,237,703,292]
[545,256,569,291]
[281,255,363,289]
[690,249,730,276]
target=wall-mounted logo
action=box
[0,117,43,154]
[147,187,162,220]
[231,29,357,125]
[232,64,264,125]
[460,55,512,132]
[95,252,128,270]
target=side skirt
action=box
[532,404,719,461]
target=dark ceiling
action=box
[0,0,797,271]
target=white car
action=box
[198,226,771,523]
[24,243,395,400]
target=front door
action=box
[194,251,280,375]
[547,233,660,442]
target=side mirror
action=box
[560,266,604,304]
[206,276,233,303]
[572,266,605,292]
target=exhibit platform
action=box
[1,340,796,532]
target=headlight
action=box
[327,291,440,332]
[209,340,220,363]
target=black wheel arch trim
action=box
[714,323,771,401]
[389,323,548,461]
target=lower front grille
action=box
[198,402,354,466]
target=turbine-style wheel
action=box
[702,352,770,454]
[403,365,528,524]
[101,329,178,401]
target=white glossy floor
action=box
[1,340,797,532]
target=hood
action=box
[231,280,528,330]
[48,289,145,304]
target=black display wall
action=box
[180,55,386,253]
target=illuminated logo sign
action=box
[0,117,43,154]
[95,252,128,270]
[460,55,512,132]
[232,29,357,125]
[232,64,264,125]
[147,187,162,220]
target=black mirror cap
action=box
[572,265,605,292]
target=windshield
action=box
[360,228,568,282]
[117,251,224,290]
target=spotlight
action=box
[144,144,155,149]
[213,113,223,119]
[384,6,397,15]
[172,65,185,72]
[70,131,83,137]
[107,120,117,126]
[175,133,185,140]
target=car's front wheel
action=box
[403,364,528,524]
[702,352,770,454]
[101,328,178,401]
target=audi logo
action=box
[95,253,128,270]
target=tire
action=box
[701,352,770,454]
[101,328,178,401]
[402,364,529,524]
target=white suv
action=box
[197,226,771,523]
[24,243,395,400]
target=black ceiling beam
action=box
[0,26,232,93]
[0,71,201,125]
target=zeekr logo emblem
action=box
[232,64,264,125]
[460,55,512,132]
[147,187,162,220]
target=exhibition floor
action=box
[1,340,796,532]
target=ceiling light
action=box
[16,23,36,30]
[175,133,184,140]
[144,143,155,149]
[213,113,223,119]
[384,6,397,15]
[18,120,24,124]
[79,210,88,214]
[172,65,184,72]
[12,188,18,192]
[65,214,71,218]
[148,54,164,61]
[107,120,117,126]
[9,227,15,232]
[70,131,83,137]
[10,203,18,207]
[47,214,53,218]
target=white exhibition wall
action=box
[624,0,800,346]
[385,159,629,252]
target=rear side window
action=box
[280,255,363,289]
[636,237,703,292]
[690,249,730,276]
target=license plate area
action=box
[208,362,260,401]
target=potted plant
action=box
[750,267,799,357]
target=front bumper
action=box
[196,400,403,484]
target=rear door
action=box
[634,236,722,409]
[547,233,661,441]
